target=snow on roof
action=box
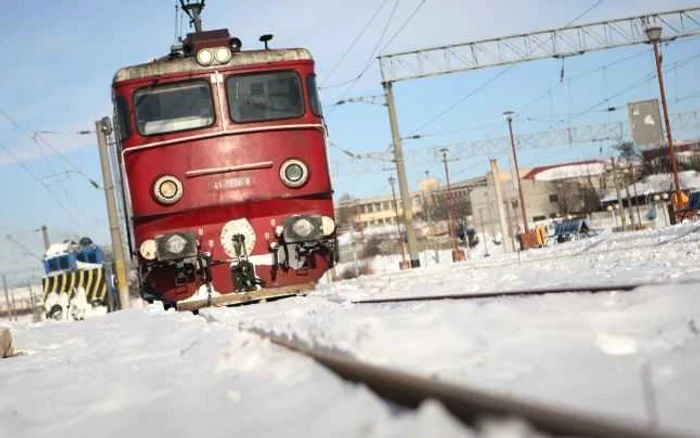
[601,170,700,202]
[525,160,607,181]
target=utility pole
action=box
[440,148,465,262]
[478,209,490,257]
[423,171,439,264]
[40,225,50,251]
[504,111,530,249]
[383,82,420,268]
[629,162,643,226]
[490,159,512,252]
[646,25,683,205]
[389,176,409,269]
[96,117,130,310]
[2,275,13,321]
[623,163,636,230]
[611,157,628,231]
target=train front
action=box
[112,29,336,307]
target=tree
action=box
[426,191,472,222]
[334,193,356,230]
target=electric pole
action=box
[504,111,530,248]
[40,225,50,251]
[424,170,439,264]
[96,117,130,310]
[440,148,465,262]
[2,275,13,321]
[646,25,683,205]
[389,176,409,269]
[478,209,490,257]
[383,82,420,268]
[490,159,512,253]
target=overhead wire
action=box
[406,0,605,136]
[320,0,391,88]
[0,141,82,229]
[325,0,401,114]
[0,110,95,223]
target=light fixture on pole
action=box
[440,148,466,262]
[645,25,684,217]
[503,111,531,249]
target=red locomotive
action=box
[111,3,336,309]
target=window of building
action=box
[549,194,559,204]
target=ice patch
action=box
[595,332,638,356]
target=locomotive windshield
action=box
[226,71,303,123]
[134,81,215,135]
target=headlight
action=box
[214,47,232,64]
[155,232,197,261]
[139,239,157,261]
[321,216,336,236]
[280,159,308,188]
[165,234,188,254]
[283,215,322,243]
[292,218,314,238]
[196,49,214,66]
[153,175,183,205]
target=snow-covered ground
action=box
[207,224,700,436]
[2,224,700,437]
[1,310,485,438]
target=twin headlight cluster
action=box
[139,232,198,262]
[195,47,233,67]
[152,160,309,206]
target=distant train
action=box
[110,2,336,309]
[41,237,116,320]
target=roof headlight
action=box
[139,239,157,261]
[196,48,214,66]
[153,175,183,205]
[214,47,232,64]
[280,159,308,188]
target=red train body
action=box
[111,28,336,306]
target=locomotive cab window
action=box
[226,71,304,123]
[307,75,323,117]
[133,81,215,136]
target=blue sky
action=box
[2,0,700,277]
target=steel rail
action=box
[352,283,649,304]
[256,330,691,438]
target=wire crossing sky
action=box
[1,0,699,276]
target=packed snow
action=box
[2,224,700,437]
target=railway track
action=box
[351,282,672,305]
[252,329,691,438]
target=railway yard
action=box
[2,224,699,437]
[3,2,700,437]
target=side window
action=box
[115,96,130,140]
[59,257,70,270]
[307,75,323,117]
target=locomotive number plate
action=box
[209,177,252,192]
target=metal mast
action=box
[379,8,700,83]
[180,0,206,33]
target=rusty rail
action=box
[254,330,691,438]
[351,283,651,305]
